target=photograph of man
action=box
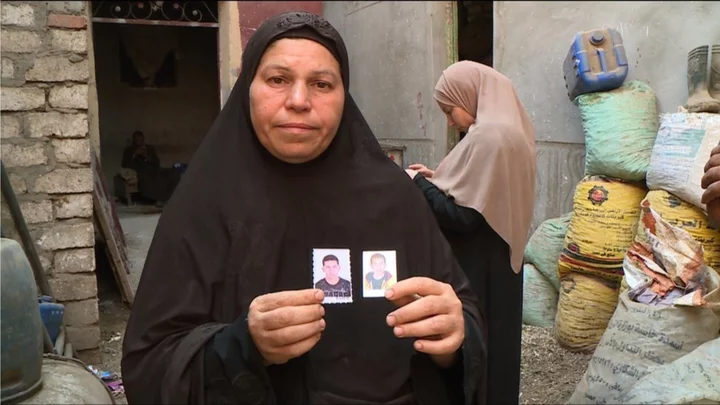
[314,254,352,299]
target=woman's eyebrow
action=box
[261,63,292,73]
[261,63,340,82]
[310,69,340,81]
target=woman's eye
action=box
[315,81,332,90]
[269,77,285,85]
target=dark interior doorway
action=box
[457,1,493,66]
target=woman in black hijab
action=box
[121,12,486,405]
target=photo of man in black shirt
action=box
[314,254,352,298]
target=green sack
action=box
[524,213,571,291]
[577,81,659,181]
[522,263,558,328]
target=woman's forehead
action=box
[258,39,341,74]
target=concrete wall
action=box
[218,1,242,107]
[1,0,99,362]
[324,1,455,169]
[92,24,220,194]
[494,1,720,231]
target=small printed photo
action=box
[362,250,397,298]
[312,248,353,304]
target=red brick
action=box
[47,13,87,29]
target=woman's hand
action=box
[408,164,435,178]
[248,289,326,365]
[385,277,465,368]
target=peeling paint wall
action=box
[495,1,720,231]
[324,1,454,169]
[238,1,323,50]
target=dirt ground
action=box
[98,293,591,405]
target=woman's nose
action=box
[285,83,311,111]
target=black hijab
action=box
[122,11,484,405]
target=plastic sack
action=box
[615,338,720,404]
[569,207,720,404]
[554,272,620,352]
[636,190,720,270]
[647,112,720,211]
[578,81,659,181]
[559,176,646,282]
[524,213,571,291]
[522,263,558,328]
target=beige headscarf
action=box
[429,61,536,273]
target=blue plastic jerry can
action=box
[563,28,629,101]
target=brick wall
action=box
[1,1,100,362]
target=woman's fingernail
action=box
[319,319,326,330]
[385,289,395,299]
[319,305,325,317]
[315,290,324,300]
[386,315,396,326]
[394,326,403,337]
[414,341,423,350]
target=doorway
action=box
[91,22,220,205]
[90,11,221,339]
[457,1,493,66]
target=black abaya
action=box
[414,175,523,405]
[121,12,487,405]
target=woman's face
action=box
[439,103,475,133]
[250,38,345,164]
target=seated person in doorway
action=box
[364,253,395,291]
[121,130,182,207]
[314,254,352,298]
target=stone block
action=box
[48,13,87,29]
[50,29,87,53]
[49,85,88,109]
[52,138,90,164]
[54,247,95,273]
[1,57,14,79]
[26,56,89,82]
[39,253,52,274]
[25,112,88,138]
[8,173,27,194]
[0,87,45,111]
[0,30,41,53]
[19,200,53,224]
[54,193,93,219]
[36,222,94,251]
[62,298,99,326]
[1,4,35,27]
[48,273,97,301]
[1,114,21,138]
[1,142,47,167]
[66,325,100,351]
[48,2,86,14]
[76,348,101,365]
[34,168,93,194]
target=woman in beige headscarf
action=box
[406,60,536,404]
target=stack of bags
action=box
[568,91,720,403]
[570,206,720,404]
[522,81,659,340]
[553,81,658,352]
[523,83,720,356]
